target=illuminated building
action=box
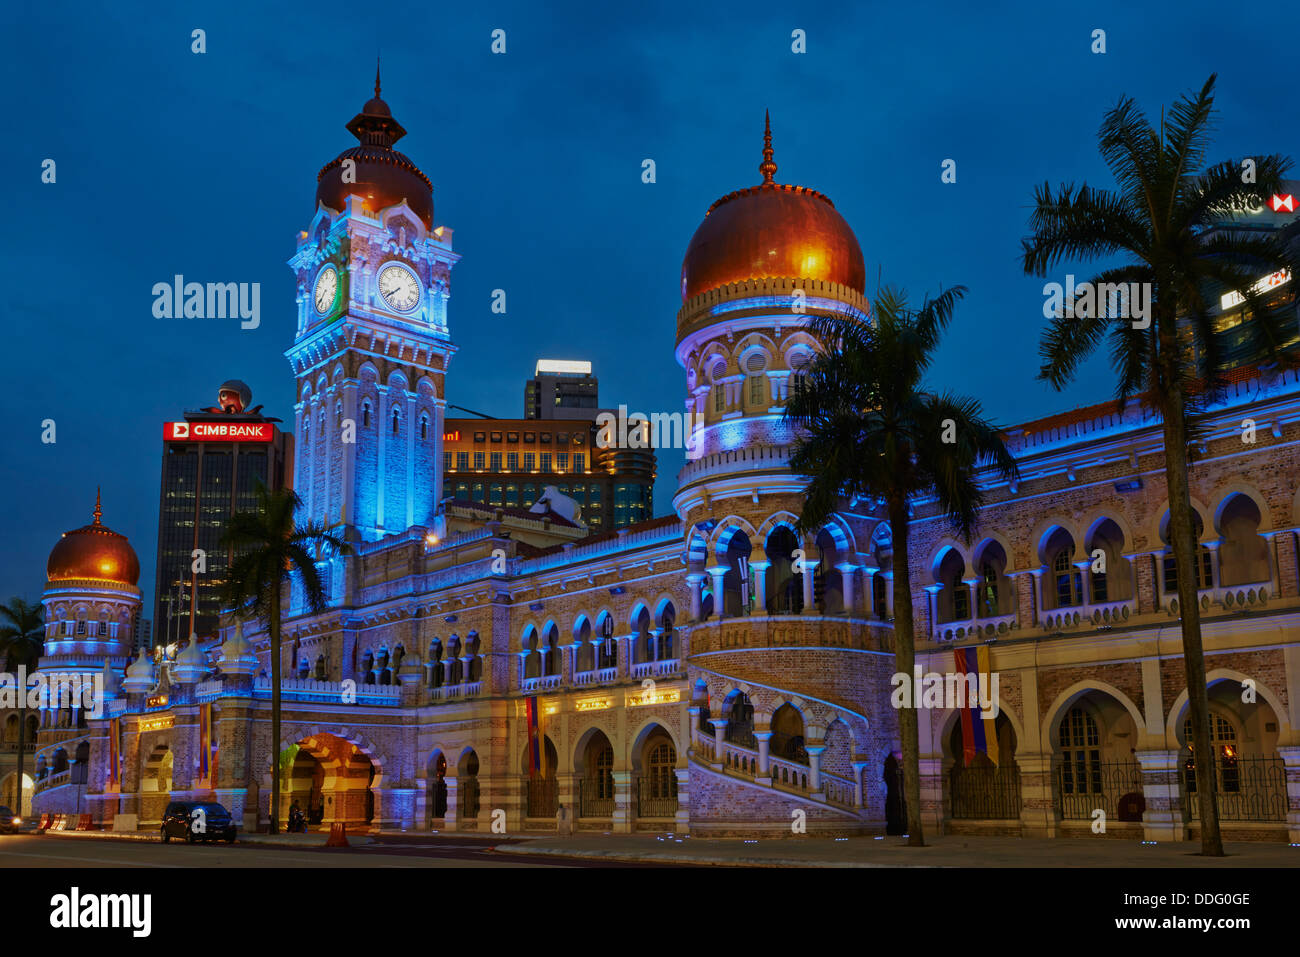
[153,381,293,643]
[29,88,1300,846]
[524,359,600,420]
[441,415,655,530]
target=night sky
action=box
[3,0,1293,617]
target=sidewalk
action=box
[485,833,1300,868]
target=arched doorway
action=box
[427,752,448,825]
[523,736,559,818]
[140,745,173,825]
[282,733,377,831]
[947,714,1020,821]
[0,772,33,817]
[458,749,480,821]
[633,725,678,819]
[576,730,615,818]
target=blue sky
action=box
[1,0,1293,615]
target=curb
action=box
[489,844,924,868]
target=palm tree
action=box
[0,597,45,816]
[785,285,1018,846]
[220,484,350,833]
[1022,75,1299,856]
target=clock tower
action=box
[286,67,458,549]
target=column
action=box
[611,770,633,834]
[442,775,459,832]
[754,729,772,784]
[709,718,727,770]
[340,378,358,525]
[516,651,529,689]
[1029,568,1045,625]
[616,635,631,678]
[1016,752,1059,838]
[1204,540,1221,592]
[883,571,895,619]
[1262,531,1282,599]
[962,577,980,620]
[850,760,868,808]
[648,628,662,664]
[1134,749,1186,842]
[686,573,705,621]
[806,745,825,797]
[750,561,771,615]
[838,563,858,616]
[1149,550,1168,610]
[405,391,417,530]
[375,384,389,533]
[799,561,815,615]
[1074,560,1092,607]
[707,567,728,620]
[923,584,942,638]
[861,566,880,618]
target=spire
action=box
[93,488,102,526]
[759,109,777,184]
[375,56,382,98]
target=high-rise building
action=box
[524,359,599,419]
[441,416,654,529]
[154,381,293,643]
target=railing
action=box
[637,775,679,817]
[577,778,614,817]
[1181,753,1288,822]
[1041,598,1136,631]
[950,763,1022,820]
[1054,758,1144,821]
[521,674,561,693]
[459,777,480,819]
[725,725,757,749]
[1164,580,1272,616]
[429,681,482,702]
[525,777,558,818]
[252,676,402,705]
[935,612,1018,642]
[631,659,682,679]
[34,769,71,794]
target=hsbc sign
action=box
[165,421,273,442]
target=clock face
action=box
[313,266,338,315]
[377,262,421,313]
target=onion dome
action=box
[46,490,140,586]
[217,621,257,677]
[121,646,155,694]
[172,636,208,684]
[680,111,866,301]
[315,61,434,229]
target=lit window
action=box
[490,452,502,471]
[507,452,519,471]
[1059,707,1101,794]
[749,376,765,404]
[713,385,725,413]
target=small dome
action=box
[46,492,140,587]
[315,65,433,229]
[680,113,865,301]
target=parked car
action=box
[160,801,237,844]
[0,807,19,834]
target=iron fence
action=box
[577,778,614,817]
[1181,753,1288,822]
[526,777,558,818]
[1054,758,1144,821]
[459,777,480,819]
[637,774,679,817]
[949,763,1022,820]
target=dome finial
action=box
[375,56,382,98]
[759,109,777,184]
[93,487,102,525]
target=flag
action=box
[954,646,998,766]
[525,696,542,777]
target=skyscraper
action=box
[154,380,293,644]
[524,359,599,419]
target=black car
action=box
[161,801,237,844]
[0,807,18,834]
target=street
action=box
[0,833,683,868]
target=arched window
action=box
[1162,512,1213,592]
[713,384,725,413]
[362,402,371,428]
[646,741,677,799]
[335,401,343,425]
[392,408,400,434]
[949,567,969,620]
[1183,713,1239,794]
[724,693,755,747]
[979,562,999,617]
[314,655,326,680]
[420,414,429,441]
[1059,707,1101,794]
[1052,550,1082,607]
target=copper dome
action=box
[315,66,434,230]
[680,114,866,301]
[46,492,140,587]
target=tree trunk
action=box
[889,497,925,846]
[1161,393,1224,856]
[15,702,26,817]
[269,596,282,835]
